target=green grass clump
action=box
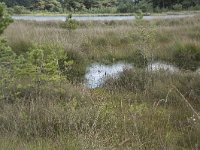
[0,38,16,67]
[131,50,148,68]
[61,18,79,30]
[105,69,148,92]
[172,43,200,71]
[59,50,88,83]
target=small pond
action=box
[85,63,132,88]
[85,62,179,88]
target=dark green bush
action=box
[59,50,87,83]
[11,40,33,55]
[117,2,136,13]
[61,17,79,30]
[137,0,153,13]
[173,43,200,71]
[132,50,148,68]
[135,9,144,20]
[0,38,16,68]
[104,69,148,92]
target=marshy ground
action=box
[0,14,200,149]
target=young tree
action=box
[0,2,14,67]
[0,3,13,35]
[0,39,15,69]
[0,3,15,101]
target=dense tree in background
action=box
[0,0,199,13]
[31,0,62,12]
[117,0,135,13]
[83,0,100,9]
[61,0,84,11]
[0,0,34,7]
[149,0,200,9]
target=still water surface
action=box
[85,62,179,88]
[13,14,193,21]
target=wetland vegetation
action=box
[0,2,200,150]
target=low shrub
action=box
[131,50,148,68]
[104,69,148,92]
[61,15,79,30]
[135,10,144,20]
[11,40,33,55]
[0,38,16,68]
[172,43,200,71]
[59,50,87,83]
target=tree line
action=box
[0,0,200,13]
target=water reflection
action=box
[85,62,179,88]
[147,62,179,72]
[85,63,132,88]
[196,68,200,74]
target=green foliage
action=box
[65,19,79,30]
[13,5,30,14]
[0,39,16,104]
[173,43,200,71]
[11,40,33,55]
[31,0,62,12]
[131,21,156,66]
[135,9,144,20]
[0,38,16,68]
[61,15,79,30]
[59,50,87,82]
[1,0,200,13]
[117,0,135,13]
[137,0,153,12]
[83,7,117,14]
[1,42,73,82]
[172,4,183,11]
[0,3,13,35]
[20,44,72,81]
[132,50,148,68]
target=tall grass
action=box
[4,15,200,67]
[0,70,200,149]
